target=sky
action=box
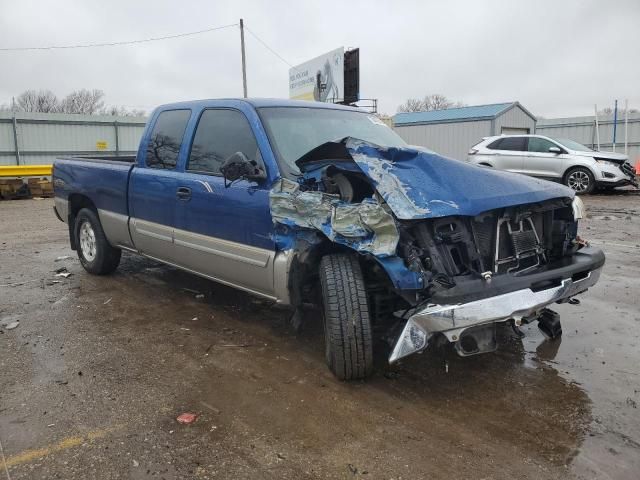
[0,0,638,118]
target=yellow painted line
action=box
[0,165,52,177]
[0,425,120,469]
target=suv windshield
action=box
[554,138,593,152]
[258,107,406,176]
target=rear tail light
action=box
[468,148,478,155]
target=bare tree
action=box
[397,98,426,113]
[598,106,638,115]
[16,89,59,113]
[59,89,105,115]
[7,89,147,116]
[397,94,465,113]
[101,105,147,117]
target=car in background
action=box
[468,134,637,194]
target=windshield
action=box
[258,107,406,176]
[554,138,594,152]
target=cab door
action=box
[523,137,566,179]
[172,108,276,298]
[129,109,191,262]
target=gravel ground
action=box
[0,192,639,479]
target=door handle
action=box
[176,187,192,200]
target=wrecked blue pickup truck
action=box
[53,99,605,380]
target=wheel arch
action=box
[562,163,597,183]
[67,194,98,250]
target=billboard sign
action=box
[289,47,344,103]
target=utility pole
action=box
[240,19,247,98]
[624,99,629,155]
[594,104,601,150]
[613,99,618,152]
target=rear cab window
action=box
[488,136,527,152]
[186,109,260,176]
[146,109,191,169]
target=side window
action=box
[495,136,526,152]
[146,109,191,169]
[187,109,259,175]
[487,139,503,150]
[528,137,557,153]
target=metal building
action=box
[393,102,536,160]
[0,111,147,166]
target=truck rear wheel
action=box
[319,254,373,380]
[74,208,121,275]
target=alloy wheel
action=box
[567,170,590,192]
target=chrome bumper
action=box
[389,267,602,363]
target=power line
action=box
[0,23,238,52]
[245,26,297,71]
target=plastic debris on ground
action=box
[54,267,72,278]
[176,412,198,424]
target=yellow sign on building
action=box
[96,141,108,150]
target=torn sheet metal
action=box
[270,178,399,256]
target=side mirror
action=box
[548,146,562,154]
[220,152,266,184]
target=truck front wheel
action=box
[319,254,373,380]
[74,208,121,275]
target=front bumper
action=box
[596,163,638,188]
[389,247,605,363]
[596,178,637,188]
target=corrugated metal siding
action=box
[117,125,147,151]
[0,123,14,150]
[494,105,536,135]
[537,113,640,162]
[394,120,492,160]
[16,122,117,152]
[0,112,146,166]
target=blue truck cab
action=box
[54,98,605,380]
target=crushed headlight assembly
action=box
[572,196,586,220]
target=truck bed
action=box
[54,156,135,218]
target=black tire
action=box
[564,167,595,195]
[319,254,373,380]
[74,208,121,275]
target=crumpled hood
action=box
[297,138,575,220]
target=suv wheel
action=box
[74,208,122,274]
[319,254,373,380]
[564,167,595,195]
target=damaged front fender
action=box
[269,178,399,257]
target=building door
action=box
[501,127,530,135]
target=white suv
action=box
[468,134,637,194]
